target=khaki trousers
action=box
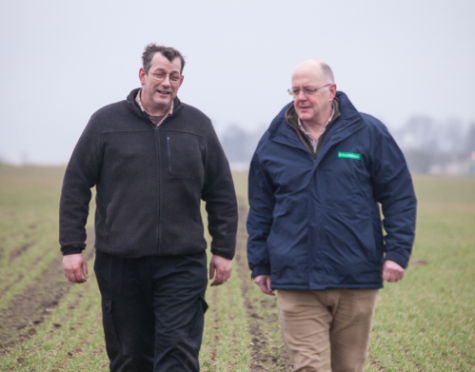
[278,288,378,372]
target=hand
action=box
[254,275,275,296]
[209,255,232,286]
[62,253,88,283]
[382,259,405,283]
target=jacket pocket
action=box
[189,292,208,338]
[165,133,204,180]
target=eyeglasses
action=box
[287,84,332,96]
[150,72,183,83]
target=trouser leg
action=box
[94,250,155,372]
[151,252,208,372]
[278,288,378,372]
[330,289,378,372]
[278,289,332,372]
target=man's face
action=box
[139,53,184,114]
[291,65,336,124]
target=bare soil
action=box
[208,287,220,364]
[234,199,292,371]
[8,242,35,263]
[0,228,95,351]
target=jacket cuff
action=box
[211,245,235,260]
[251,265,271,279]
[62,246,85,256]
[385,251,409,269]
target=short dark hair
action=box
[142,44,185,74]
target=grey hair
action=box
[320,62,335,83]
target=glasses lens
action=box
[153,73,166,81]
[304,87,317,95]
[152,73,181,82]
[288,88,299,96]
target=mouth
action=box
[156,89,172,95]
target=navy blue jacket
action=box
[247,91,417,290]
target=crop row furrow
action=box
[0,267,105,371]
[233,200,292,372]
[0,230,95,351]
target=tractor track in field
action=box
[0,227,96,352]
[235,199,292,372]
[209,287,220,365]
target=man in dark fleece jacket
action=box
[60,44,238,372]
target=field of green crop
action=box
[0,164,474,371]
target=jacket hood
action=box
[125,88,183,119]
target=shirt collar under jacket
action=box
[298,104,336,152]
[135,89,174,127]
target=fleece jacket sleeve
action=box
[59,113,103,255]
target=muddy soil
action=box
[8,242,35,263]
[0,228,96,351]
[235,200,292,372]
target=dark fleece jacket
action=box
[59,88,238,259]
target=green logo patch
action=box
[338,152,361,160]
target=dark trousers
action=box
[94,250,208,372]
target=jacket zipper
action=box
[140,109,177,256]
[166,136,171,174]
[290,126,314,158]
[155,126,161,255]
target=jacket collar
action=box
[268,91,366,157]
[126,88,183,121]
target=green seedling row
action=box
[0,166,474,371]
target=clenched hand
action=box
[254,275,275,296]
[63,253,88,283]
[209,255,232,286]
[382,259,405,283]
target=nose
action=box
[161,75,171,86]
[296,89,307,100]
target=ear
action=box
[329,83,337,101]
[139,68,146,85]
[178,75,184,88]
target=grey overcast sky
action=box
[1,0,474,164]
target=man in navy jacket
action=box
[247,60,416,371]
